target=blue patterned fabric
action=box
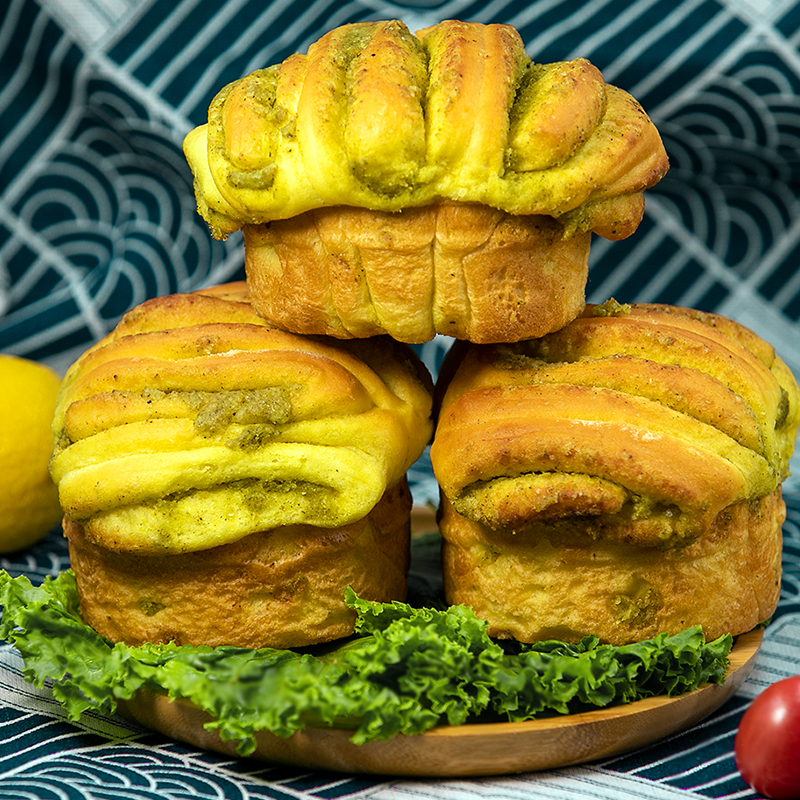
[2,1,800,797]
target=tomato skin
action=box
[734,675,800,800]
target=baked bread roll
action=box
[49,283,433,648]
[430,301,800,644]
[184,20,668,343]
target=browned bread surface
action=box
[65,479,412,649]
[243,204,590,343]
[438,489,784,645]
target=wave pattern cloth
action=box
[1,0,800,798]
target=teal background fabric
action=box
[2,1,800,798]
[3,0,800,385]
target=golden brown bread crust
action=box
[438,489,784,645]
[50,283,433,555]
[65,479,412,649]
[184,20,667,239]
[430,301,799,643]
[243,204,590,343]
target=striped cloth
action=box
[2,1,800,798]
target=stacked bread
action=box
[51,19,797,652]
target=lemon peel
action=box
[0,354,63,553]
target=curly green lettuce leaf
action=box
[0,570,733,756]
[0,569,144,716]
[491,627,733,720]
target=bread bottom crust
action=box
[244,203,589,344]
[439,489,784,644]
[65,479,412,649]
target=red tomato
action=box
[734,675,800,800]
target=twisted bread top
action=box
[184,20,669,239]
[49,284,433,554]
[432,301,799,547]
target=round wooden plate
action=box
[118,627,762,777]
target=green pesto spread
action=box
[611,578,662,626]
[139,599,167,617]
[592,297,631,317]
[494,346,546,372]
[189,387,293,434]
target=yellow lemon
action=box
[0,354,63,553]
